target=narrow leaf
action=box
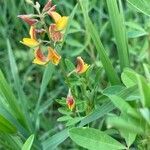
[22,134,34,150]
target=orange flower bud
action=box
[18,15,38,26]
[66,89,75,111]
[76,57,89,74]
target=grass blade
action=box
[106,0,129,70]
[79,0,120,85]
[42,129,69,150]
[127,0,150,17]
[7,39,33,132]
[22,134,34,150]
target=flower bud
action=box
[18,15,38,26]
[43,0,52,12]
[76,57,89,74]
[25,0,34,5]
[66,89,75,111]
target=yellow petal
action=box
[76,57,89,74]
[20,38,39,48]
[29,26,36,39]
[79,64,89,74]
[56,16,68,31]
[48,47,61,65]
[32,58,47,65]
[33,48,48,65]
[50,11,61,23]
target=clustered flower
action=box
[18,0,68,65]
[18,0,90,111]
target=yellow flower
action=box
[49,11,68,31]
[20,38,39,48]
[33,48,48,65]
[20,26,39,48]
[33,47,61,65]
[76,57,89,74]
[48,47,61,65]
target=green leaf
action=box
[79,101,115,127]
[34,63,54,129]
[66,117,83,126]
[121,68,138,87]
[107,114,144,134]
[120,128,136,148]
[79,0,120,85]
[0,115,17,133]
[0,70,26,128]
[38,63,54,102]
[7,39,32,132]
[108,95,139,118]
[42,129,69,150]
[22,134,34,150]
[143,63,150,82]
[139,108,150,124]
[69,127,126,150]
[65,59,75,72]
[57,115,73,122]
[127,0,150,17]
[106,0,129,70]
[126,21,148,38]
[137,74,150,107]
[61,3,79,48]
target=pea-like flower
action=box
[20,26,39,48]
[66,89,75,111]
[48,11,68,31]
[49,24,62,42]
[76,57,89,74]
[33,47,61,65]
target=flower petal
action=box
[56,16,68,31]
[20,38,39,47]
[33,48,48,65]
[29,26,36,39]
[48,11,61,23]
[49,24,62,42]
[48,47,61,65]
[33,58,47,65]
[76,57,89,74]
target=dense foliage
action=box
[0,0,150,149]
